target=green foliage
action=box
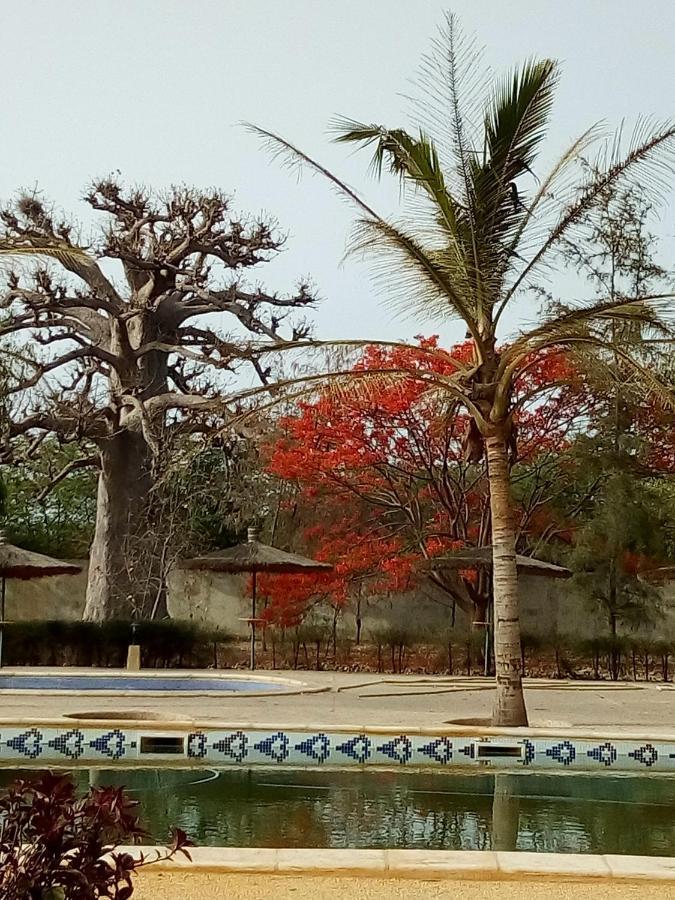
[2,440,97,557]
[570,473,666,633]
[147,435,283,556]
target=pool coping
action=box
[3,716,675,742]
[128,847,675,882]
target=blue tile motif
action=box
[546,740,577,766]
[295,733,330,764]
[377,735,412,764]
[7,724,675,772]
[7,728,43,759]
[588,742,617,767]
[89,729,128,761]
[522,740,536,766]
[187,732,208,759]
[48,729,85,760]
[212,731,249,763]
[419,737,453,764]
[629,743,658,768]
[254,731,289,763]
[336,734,371,763]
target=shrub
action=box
[367,625,422,673]
[2,620,235,669]
[292,622,333,669]
[0,772,192,899]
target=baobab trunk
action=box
[485,430,528,727]
[83,432,168,621]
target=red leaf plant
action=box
[0,772,193,899]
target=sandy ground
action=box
[135,872,675,899]
[4,670,675,733]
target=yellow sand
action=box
[135,872,675,899]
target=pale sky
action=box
[2,0,674,347]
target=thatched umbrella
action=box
[0,530,82,667]
[426,546,570,677]
[181,526,333,669]
[426,546,572,579]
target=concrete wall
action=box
[5,560,674,641]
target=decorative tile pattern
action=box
[377,735,412,765]
[546,740,577,767]
[187,731,208,759]
[522,740,536,766]
[89,729,128,761]
[587,742,617,767]
[419,737,453,765]
[7,728,43,759]
[212,731,249,763]
[336,734,372,763]
[629,743,658,768]
[254,731,289,763]
[295,733,330,764]
[48,728,85,760]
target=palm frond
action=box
[504,292,675,364]
[248,336,477,376]
[331,118,471,284]
[227,362,484,428]
[346,216,483,348]
[244,123,381,220]
[484,59,559,181]
[0,239,94,272]
[498,329,675,417]
[442,13,484,310]
[474,59,558,256]
[503,118,675,304]
[493,124,605,323]
[248,122,484,348]
[463,58,560,306]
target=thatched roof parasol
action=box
[426,546,572,579]
[182,534,334,575]
[0,534,82,580]
[180,527,333,669]
[0,530,82,667]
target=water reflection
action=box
[1,767,674,856]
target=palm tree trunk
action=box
[485,430,528,727]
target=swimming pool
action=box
[0,673,289,693]
[2,767,673,856]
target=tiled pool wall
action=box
[0,724,673,771]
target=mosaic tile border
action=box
[2,726,675,771]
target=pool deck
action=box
[2,668,675,735]
[131,849,675,895]
[136,872,675,899]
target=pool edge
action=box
[129,847,675,882]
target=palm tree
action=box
[250,15,675,725]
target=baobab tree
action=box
[0,179,314,620]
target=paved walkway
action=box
[2,670,675,733]
[136,872,675,900]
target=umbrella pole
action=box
[250,571,257,671]
[0,575,5,669]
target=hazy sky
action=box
[2,0,674,347]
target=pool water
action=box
[0,675,285,692]
[3,768,674,856]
